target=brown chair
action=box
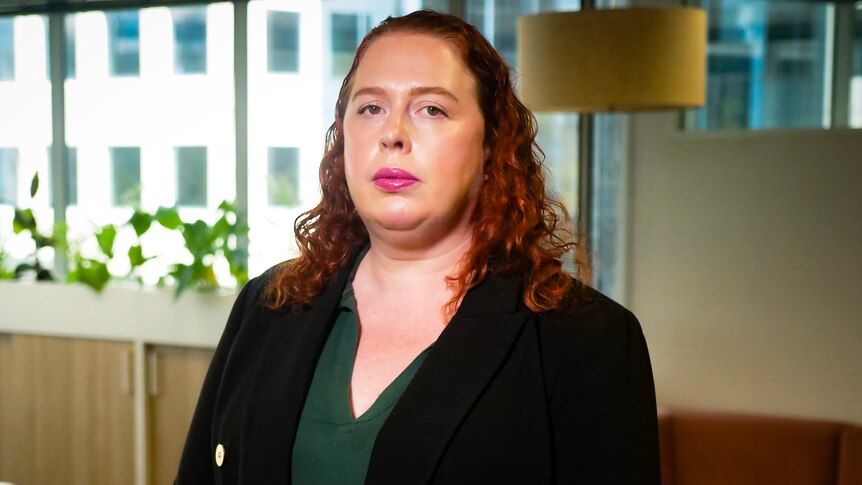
[658,408,862,485]
[837,425,862,485]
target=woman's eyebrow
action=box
[351,86,459,103]
[409,86,459,102]
[351,86,386,100]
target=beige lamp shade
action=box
[517,7,707,113]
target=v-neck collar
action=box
[237,248,531,485]
[315,300,431,424]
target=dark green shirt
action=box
[291,259,430,485]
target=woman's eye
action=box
[359,105,382,115]
[424,106,445,117]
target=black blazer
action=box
[176,256,660,484]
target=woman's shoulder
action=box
[535,283,641,337]
[530,284,650,388]
[228,260,293,319]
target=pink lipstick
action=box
[372,167,419,192]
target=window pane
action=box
[107,10,140,76]
[688,0,831,130]
[852,4,862,127]
[111,146,140,206]
[331,13,358,76]
[0,16,13,80]
[249,2,424,275]
[0,147,17,205]
[173,6,207,74]
[176,146,207,207]
[267,10,299,72]
[64,5,235,286]
[268,147,299,207]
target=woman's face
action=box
[343,32,487,249]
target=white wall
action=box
[627,111,862,424]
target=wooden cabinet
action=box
[147,345,214,485]
[0,334,135,485]
[0,335,214,485]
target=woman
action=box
[177,10,659,485]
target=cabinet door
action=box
[0,333,135,485]
[147,345,214,485]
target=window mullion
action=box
[234,0,249,274]
[48,12,68,278]
[832,2,855,128]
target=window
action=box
[0,16,13,80]
[0,148,17,205]
[267,147,299,207]
[688,0,832,130]
[331,13,359,76]
[173,6,207,74]
[107,10,140,76]
[111,147,141,207]
[176,146,208,207]
[267,10,299,73]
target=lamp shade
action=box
[517,7,707,113]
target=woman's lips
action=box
[372,168,419,192]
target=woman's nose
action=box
[380,113,412,152]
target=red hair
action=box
[264,10,590,313]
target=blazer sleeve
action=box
[549,306,661,484]
[174,277,258,485]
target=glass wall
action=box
[466,0,627,298]
[62,4,236,283]
[0,13,53,276]
[245,0,433,275]
[689,0,832,130]
[1,1,632,298]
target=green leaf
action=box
[155,206,183,230]
[217,200,236,213]
[128,211,153,237]
[51,222,68,252]
[13,208,36,234]
[95,224,117,259]
[172,264,195,299]
[32,232,55,249]
[77,259,110,292]
[30,172,39,198]
[235,221,249,236]
[36,267,54,281]
[212,216,230,240]
[201,264,217,286]
[128,244,151,268]
[14,263,35,278]
[182,220,212,259]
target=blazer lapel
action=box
[239,261,353,484]
[365,273,531,485]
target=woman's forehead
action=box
[349,32,476,98]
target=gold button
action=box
[215,444,225,467]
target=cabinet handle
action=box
[147,351,160,397]
[119,349,134,395]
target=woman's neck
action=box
[360,233,472,286]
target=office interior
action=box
[0,0,860,484]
